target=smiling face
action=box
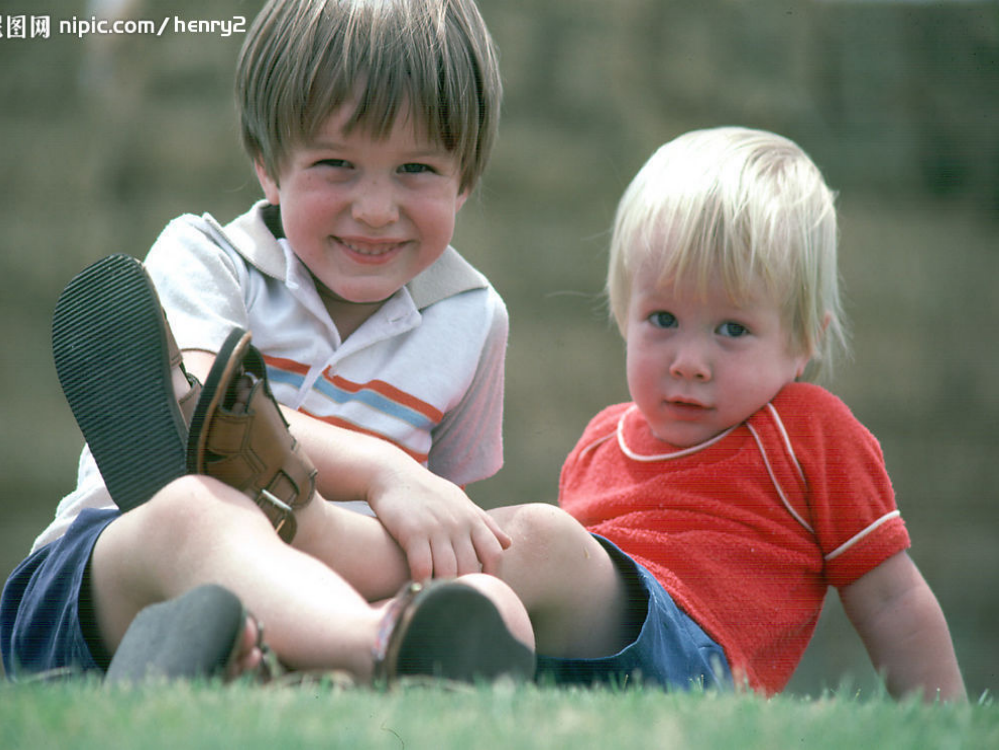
[624,268,810,448]
[255,101,469,326]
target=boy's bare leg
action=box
[90,476,533,681]
[328,500,634,660]
[291,498,412,603]
[289,497,632,660]
[488,503,631,659]
[170,352,550,666]
[90,476,381,679]
[289,495,545,652]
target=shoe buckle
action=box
[254,488,296,541]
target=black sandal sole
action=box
[105,584,245,684]
[52,253,188,512]
[391,582,536,683]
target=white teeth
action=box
[340,239,398,256]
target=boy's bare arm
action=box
[839,551,966,702]
[282,407,512,581]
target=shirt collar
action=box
[206,200,488,310]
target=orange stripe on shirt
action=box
[263,354,311,376]
[322,371,444,423]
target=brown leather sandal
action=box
[373,580,536,685]
[187,327,317,543]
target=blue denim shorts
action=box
[1,508,120,680]
[535,535,732,691]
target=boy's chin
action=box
[314,279,395,306]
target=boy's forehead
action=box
[305,97,441,150]
[634,258,773,309]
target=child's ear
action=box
[795,356,810,380]
[254,159,281,205]
[795,312,832,379]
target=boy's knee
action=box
[495,503,593,558]
[130,475,248,540]
[519,503,583,536]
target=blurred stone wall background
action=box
[1,0,996,696]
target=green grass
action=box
[1,680,995,750]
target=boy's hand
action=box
[270,402,511,582]
[367,465,512,582]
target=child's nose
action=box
[669,341,711,382]
[351,176,399,227]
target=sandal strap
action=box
[188,329,317,543]
[177,375,203,426]
[371,582,425,683]
[164,307,202,426]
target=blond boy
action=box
[516,127,965,699]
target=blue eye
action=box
[718,321,749,338]
[316,159,349,169]
[399,163,435,175]
[649,311,677,329]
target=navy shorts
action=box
[1,508,120,680]
[535,535,732,691]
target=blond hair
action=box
[236,0,502,193]
[607,127,847,381]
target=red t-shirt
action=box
[558,382,910,694]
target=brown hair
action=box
[236,0,502,193]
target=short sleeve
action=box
[143,215,251,354]
[775,384,911,588]
[425,285,508,486]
